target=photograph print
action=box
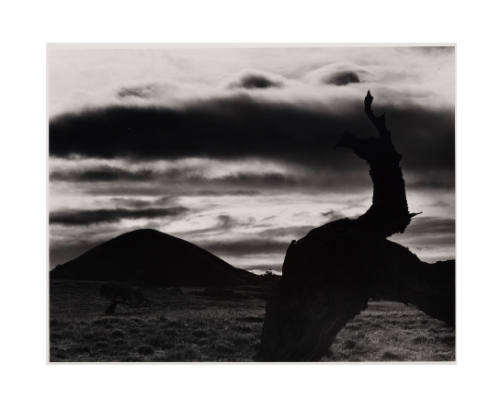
[48,45,455,362]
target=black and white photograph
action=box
[48,44,455,362]
[7,0,500,408]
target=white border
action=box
[2,1,499,408]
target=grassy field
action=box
[50,280,455,362]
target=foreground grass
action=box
[50,281,454,362]
[322,301,455,362]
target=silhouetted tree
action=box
[257,92,454,361]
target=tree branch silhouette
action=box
[257,92,454,361]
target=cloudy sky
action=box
[48,45,455,273]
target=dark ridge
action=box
[50,229,258,286]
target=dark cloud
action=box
[306,63,370,86]
[51,166,153,182]
[49,94,454,174]
[201,238,289,256]
[50,206,188,226]
[211,172,300,188]
[52,166,299,187]
[320,209,344,220]
[228,72,283,89]
[407,176,454,190]
[196,189,260,196]
[117,84,157,99]
[323,71,361,86]
[216,214,237,230]
[414,46,454,55]
[53,165,375,198]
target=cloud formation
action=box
[49,93,454,173]
[48,47,455,269]
[201,238,289,256]
[304,63,371,86]
[227,71,284,89]
[50,206,188,226]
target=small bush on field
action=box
[82,331,98,340]
[71,345,91,354]
[110,329,125,339]
[147,335,165,348]
[113,339,127,347]
[51,348,67,360]
[192,329,209,338]
[437,334,455,346]
[95,341,108,349]
[59,329,74,338]
[215,341,236,354]
[50,319,65,329]
[166,347,198,361]
[163,328,178,337]
[137,345,154,355]
[167,320,185,329]
[51,332,63,340]
[381,351,402,361]
[233,324,254,334]
[231,333,255,347]
[343,340,357,349]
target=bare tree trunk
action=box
[256,92,454,362]
[342,91,415,236]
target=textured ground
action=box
[50,280,455,362]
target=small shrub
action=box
[137,345,154,355]
[113,339,127,347]
[437,334,455,347]
[380,351,402,361]
[343,339,357,349]
[51,332,63,340]
[71,345,91,354]
[51,348,67,360]
[163,328,178,337]
[233,324,254,334]
[95,341,108,349]
[110,329,125,339]
[192,329,209,338]
[167,320,185,329]
[231,333,254,347]
[215,341,236,354]
[147,335,165,348]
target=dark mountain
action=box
[50,229,258,285]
